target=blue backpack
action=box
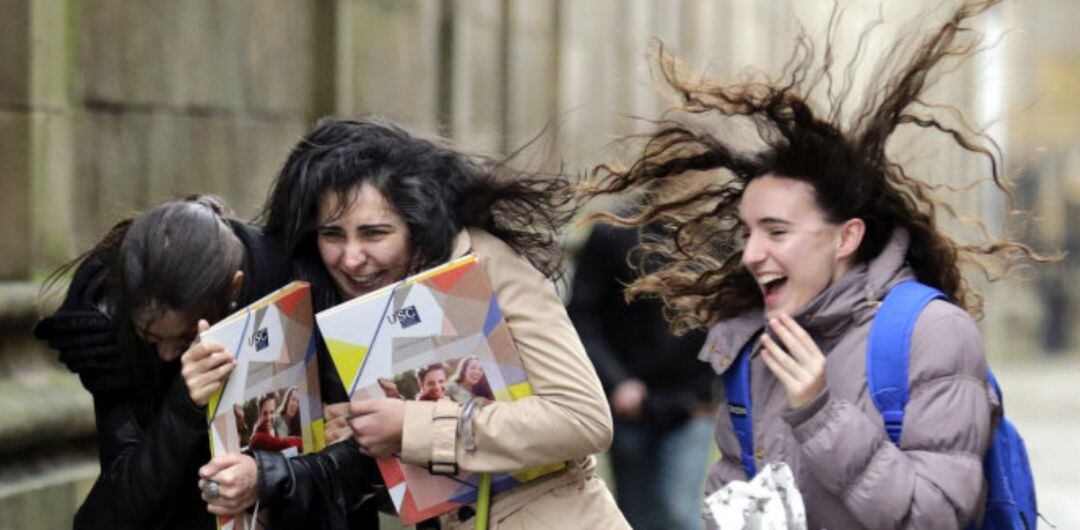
[868,280,1038,529]
[721,279,1038,529]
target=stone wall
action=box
[0,1,336,526]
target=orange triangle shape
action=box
[275,286,308,317]
[426,261,473,293]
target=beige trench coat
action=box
[399,228,629,529]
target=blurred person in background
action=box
[569,220,715,530]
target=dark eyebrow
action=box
[735,216,792,228]
[758,217,793,226]
[317,222,395,231]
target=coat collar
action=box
[698,309,765,374]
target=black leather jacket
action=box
[255,330,384,530]
[34,220,381,529]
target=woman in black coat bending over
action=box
[35,195,379,529]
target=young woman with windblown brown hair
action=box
[586,1,1050,528]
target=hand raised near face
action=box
[611,378,647,420]
[181,320,235,407]
[759,314,827,410]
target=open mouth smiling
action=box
[346,271,386,292]
[757,273,788,304]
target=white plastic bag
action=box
[702,462,807,530]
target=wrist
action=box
[251,450,289,503]
[782,387,831,431]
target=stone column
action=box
[0,0,33,282]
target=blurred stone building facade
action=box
[1,1,1076,527]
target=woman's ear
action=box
[408,249,423,275]
[836,218,866,261]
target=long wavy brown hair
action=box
[585,0,1054,333]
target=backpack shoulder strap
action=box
[721,340,757,478]
[867,280,946,444]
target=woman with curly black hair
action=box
[207,116,628,529]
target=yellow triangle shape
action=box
[324,338,369,393]
[206,387,224,424]
[498,381,534,401]
[307,418,326,452]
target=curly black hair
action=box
[259,116,575,311]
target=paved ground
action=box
[991,355,1080,529]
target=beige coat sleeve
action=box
[398,228,613,473]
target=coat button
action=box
[755,448,765,460]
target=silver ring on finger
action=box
[203,480,220,501]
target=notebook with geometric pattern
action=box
[202,281,324,530]
[316,255,562,525]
